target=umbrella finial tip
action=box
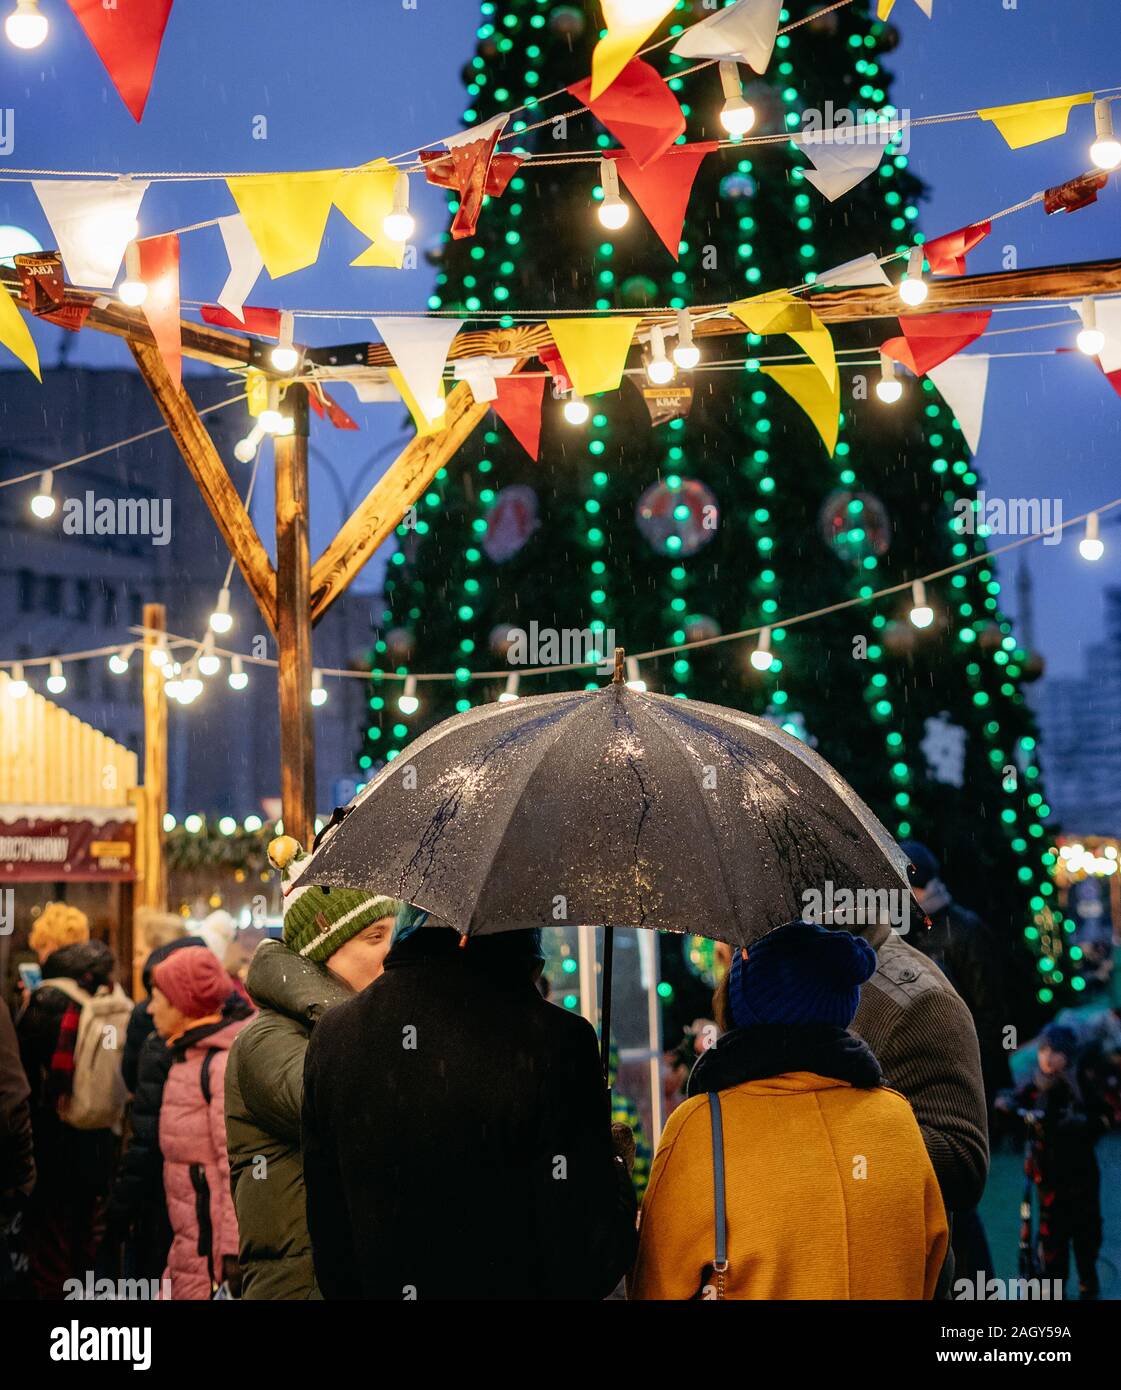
[613,646,625,684]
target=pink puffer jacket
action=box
[159,1014,253,1299]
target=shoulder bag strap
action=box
[707,1090,729,1298]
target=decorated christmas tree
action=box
[361,0,1068,1019]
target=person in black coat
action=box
[302,919,638,1300]
[0,997,35,1299]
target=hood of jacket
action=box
[172,998,254,1058]
[42,939,115,992]
[245,938,352,1026]
[687,1022,882,1097]
[142,934,206,994]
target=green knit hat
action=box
[268,835,402,963]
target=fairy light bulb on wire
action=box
[876,352,903,404]
[8,662,28,698]
[625,657,647,692]
[197,634,221,678]
[383,172,416,243]
[259,383,289,435]
[108,647,131,675]
[1077,297,1105,357]
[563,390,589,425]
[46,657,66,695]
[150,636,170,670]
[209,587,233,635]
[234,423,266,464]
[30,470,56,518]
[672,308,700,371]
[717,61,755,137]
[1080,511,1105,562]
[899,246,928,307]
[5,0,48,49]
[310,669,328,707]
[645,325,676,386]
[1090,98,1121,171]
[596,158,629,231]
[270,311,300,374]
[909,580,934,629]
[118,241,147,307]
[398,675,420,715]
[228,655,248,691]
[750,627,773,672]
[177,661,203,705]
[498,672,520,704]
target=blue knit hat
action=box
[1041,1023,1078,1059]
[899,840,940,890]
[728,920,877,1029]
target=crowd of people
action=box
[0,835,1116,1301]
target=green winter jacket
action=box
[225,939,352,1300]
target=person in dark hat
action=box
[302,909,638,1300]
[630,921,948,1300]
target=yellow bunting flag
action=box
[731,290,836,386]
[245,369,269,418]
[978,92,1093,150]
[226,169,340,278]
[546,316,642,397]
[590,0,677,100]
[877,0,934,18]
[761,364,841,456]
[334,159,406,269]
[388,368,446,438]
[0,288,41,380]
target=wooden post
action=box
[139,602,168,915]
[275,387,316,846]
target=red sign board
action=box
[0,817,136,882]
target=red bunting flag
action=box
[201,304,282,337]
[493,375,546,461]
[881,311,992,376]
[924,220,991,277]
[539,344,572,394]
[569,59,685,170]
[609,143,717,259]
[420,115,524,239]
[1043,171,1109,215]
[138,233,181,389]
[307,387,360,431]
[1097,359,1121,400]
[65,0,174,123]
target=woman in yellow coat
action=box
[629,921,948,1300]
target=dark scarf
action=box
[686,1023,882,1097]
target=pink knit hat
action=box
[152,945,231,1018]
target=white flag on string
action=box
[216,215,265,323]
[670,0,784,73]
[927,354,990,455]
[371,316,464,421]
[33,178,149,288]
[816,253,892,288]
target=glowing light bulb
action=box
[108,648,130,675]
[311,669,328,707]
[750,627,773,672]
[270,311,300,373]
[718,61,756,136]
[498,672,520,703]
[383,173,416,243]
[876,352,903,404]
[672,308,700,370]
[597,158,630,230]
[563,392,590,425]
[197,636,220,678]
[1077,297,1105,357]
[625,656,646,692]
[1090,99,1121,171]
[909,580,934,629]
[646,324,676,385]
[424,396,446,422]
[150,641,169,669]
[899,246,928,306]
[234,424,266,463]
[46,658,66,695]
[228,656,249,691]
[209,588,233,635]
[1080,511,1105,562]
[178,669,204,705]
[117,240,147,306]
[7,663,28,698]
[398,675,420,715]
[30,470,56,518]
[259,408,285,434]
[5,0,48,49]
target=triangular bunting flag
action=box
[65,0,174,122]
[0,286,41,379]
[202,304,281,337]
[731,290,835,386]
[307,387,359,431]
[877,0,934,19]
[493,375,546,461]
[215,215,264,323]
[569,59,685,170]
[545,317,641,397]
[226,170,339,279]
[609,143,716,258]
[799,126,894,201]
[927,355,990,454]
[453,356,517,403]
[816,253,891,288]
[924,220,991,277]
[387,367,446,437]
[590,0,676,100]
[978,92,1093,150]
[33,178,149,289]
[881,311,992,376]
[138,233,180,389]
[761,364,840,455]
[332,159,405,268]
[670,0,783,72]
[1100,362,1121,401]
[421,115,522,240]
[373,316,464,427]
[1096,298,1121,376]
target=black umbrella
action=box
[306,659,909,1067]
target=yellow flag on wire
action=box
[546,316,642,396]
[877,0,934,19]
[389,368,447,438]
[978,92,1093,150]
[0,287,40,379]
[761,363,841,455]
[590,0,677,100]
[226,170,340,278]
[731,290,836,386]
[245,369,269,418]
[334,160,407,269]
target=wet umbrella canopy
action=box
[304,676,910,948]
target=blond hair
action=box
[29,902,90,959]
[135,908,187,955]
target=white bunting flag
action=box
[670,0,784,73]
[816,253,892,288]
[452,356,517,404]
[927,355,990,455]
[371,316,464,423]
[799,127,895,202]
[1094,298,1121,376]
[32,178,149,289]
[216,215,265,323]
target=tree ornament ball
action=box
[977,621,1004,654]
[621,274,660,308]
[719,171,757,202]
[385,626,415,662]
[882,619,918,656]
[548,5,585,38]
[1021,650,1046,683]
[683,613,721,644]
[818,489,892,568]
[636,478,719,558]
[489,623,519,658]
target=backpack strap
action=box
[41,976,90,1009]
[199,1048,220,1106]
[706,1091,729,1297]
